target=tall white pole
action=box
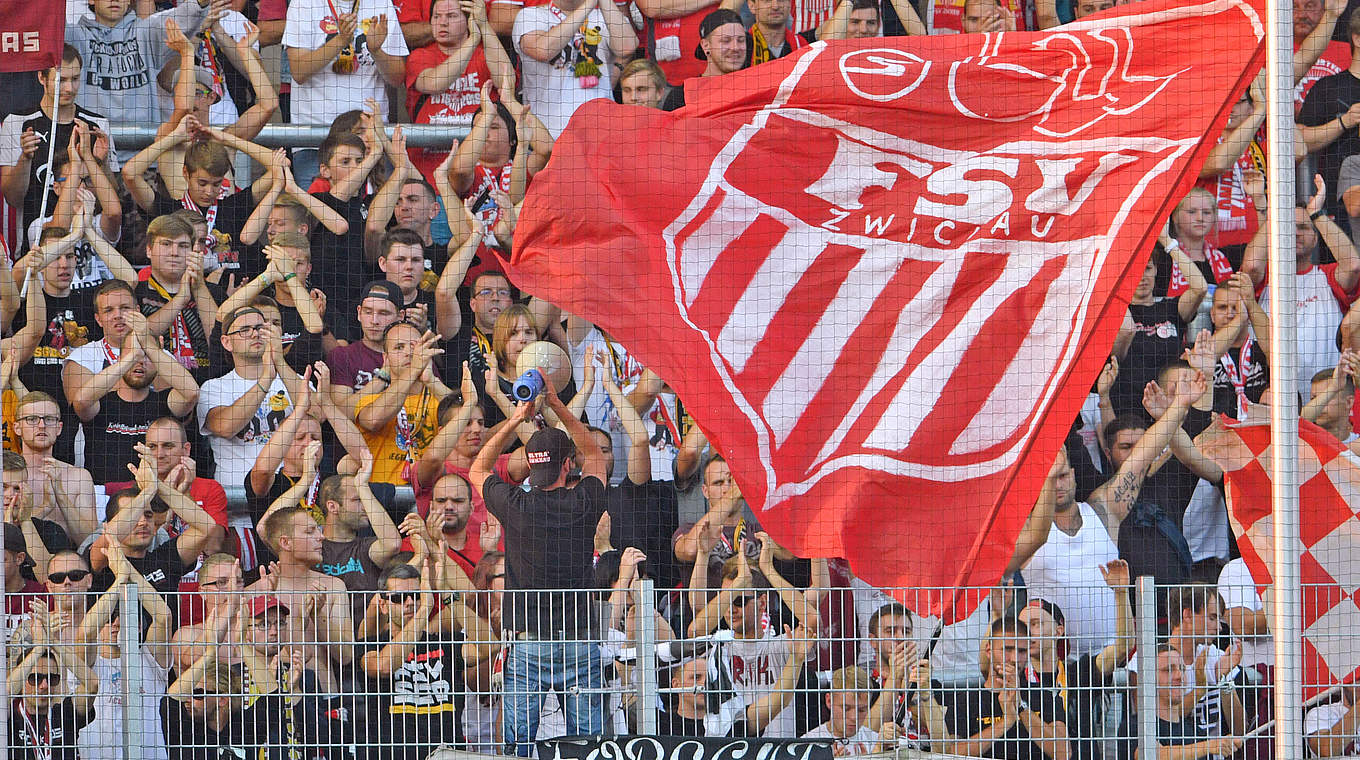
[1266,0,1302,755]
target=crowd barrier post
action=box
[1266,0,1303,754]
[1137,576,1158,760]
[120,583,145,760]
[636,579,660,737]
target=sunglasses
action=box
[384,591,418,604]
[48,570,90,584]
[730,594,757,608]
[190,688,211,699]
[27,672,61,686]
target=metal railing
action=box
[1,577,1329,760]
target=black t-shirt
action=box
[320,537,381,625]
[13,288,100,462]
[310,192,370,341]
[3,106,111,249]
[1028,657,1107,760]
[147,188,257,276]
[358,631,464,760]
[1112,299,1186,417]
[28,517,75,556]
[7,697,92,760]
[134,277,227,383]
[942,685,1069,760]
[89,537,187,596]
[1211,340,1268,420]
[483,473,607,635]
[82,388,177,486]
[235,686,344,760]
[1141,406,1213,529]
[606,479,682,589]
[1298,70,1360,219]
[656,708,751,738]
[1157,710,1214,749]
[161,695,250,760]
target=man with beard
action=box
[199,306,302,491]
[1022,373,1206,659]
[317,457,404,621]
[399,471,494,579]
[67,306,200,488]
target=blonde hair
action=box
[492,304,537,369]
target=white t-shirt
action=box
[1022,502,1119,659]
[78,650,170,760]
[197,371,294,489]
[1217,557,1274,667]
[1304,701,1360,755]
[282,0,408,124]
[570,326,645,486]
[725,629,796,738]
[65,339,119,375]
[27,214,117,291]
[1183,479,1230,563]
[513,3,615,138]
[802,723,881,755]
[1261,266,1346,402]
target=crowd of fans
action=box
[1,0,1360,755]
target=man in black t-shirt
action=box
[942,617,1071,760]
[0,45,120,250]
[8,639,97,760]
[69,311,199,487]
[358,562,464,760]
[470,376,609,756]
[85,468,220,596]
[15,220,134,462]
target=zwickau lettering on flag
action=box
[510,0,1263,620]
[1203,417,1360,697]
[0,0,65,72]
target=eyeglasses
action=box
[18,415,60,427]
[730,594,756,608]
[226,323,267,337]
[48,570,90,584]
[474,288,512,299]
[189,688,211,699]
[384,591,417,604]
[26,672,61,687]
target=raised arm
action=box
[603,369,651,485]
[1295,0,1345,83]
[122,118,196,211]
[745,625,816,733]
[222,22,280,140]
[249,375,312,496]
[287,11,358,82]
[1165,233,1209,323]
[1089,372,1206,526]
[1008,458,1058,574]
[416,364,478,487]
[354,455,402,566]
[754,532,818,629]
[1309,175,1360,292]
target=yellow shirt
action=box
[354,389,442,485]
[2,390,19,454]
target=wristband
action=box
[1340,115,1351,130]
[282,272,297,282]
[1311,209,1328,221]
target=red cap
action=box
[247,594,289,618]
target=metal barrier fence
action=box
[0,578,1334,760]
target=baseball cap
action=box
[1025,598,1065,627]
[525,427,574,489]
[171,67,221,103]
[3,523,28,556]
[247,594,289,618]
[361,280,404,312]
[695,9,745,60]
[222,306,265,335]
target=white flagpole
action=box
[1266,0,1302,755]
[37,63,62,223]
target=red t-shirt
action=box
[459,163,513,285]
[402,452,513,572]
[406,43,496,186]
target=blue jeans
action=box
[503,640,605,756]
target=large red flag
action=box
[1202,416,1360,697]
[509,0,1264,620]
[0,0,65,72]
